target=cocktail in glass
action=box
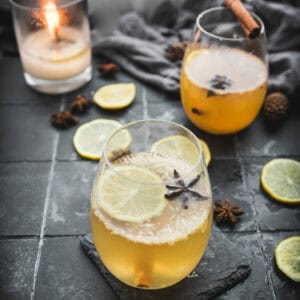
[181,7,268,134]
[90,120,212,289]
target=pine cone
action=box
[263,92,288,124]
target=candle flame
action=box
[44,2,60,41]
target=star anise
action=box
[214,199,244,225]
[165,169,207,209]
[70,95,91,114]
[207,75,232,97]
[98,63,120,77]
[165,42,187,62]
[51,110,78,129]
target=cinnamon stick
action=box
[225,0,260,39]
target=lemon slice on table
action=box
[151,135,211,166]
[93,83,136,110]
[261,159,300,204]
[275,236,300,282]
[97,165,168,222]
[73,119,130,160]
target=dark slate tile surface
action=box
[56,102,143,161]
[45,161,97,235]
[236,113,300,157]
[64,58,144,104]
[147,100,187,123]
[145,84,173,103]
[0,162,50,236]
[197,133,236,159]
[0,58,59,104]
[219,232,275,300]
[0,104,60,161]
[243,158,300,231]
[35,237,118,300]
[0,238,38,299]
[209,159,256,231]
[209,159,245,195]
[262,232,300,300]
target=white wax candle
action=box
[20,27,91,80]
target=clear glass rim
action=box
[102,119,204,186]
[196,6,265,42]
[9,0,84,11]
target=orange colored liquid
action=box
[181,48,268,134]
[90,153,212,289]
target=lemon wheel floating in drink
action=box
[90,120,212,289]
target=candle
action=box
[11,0,92,94]
[20,2,91,81]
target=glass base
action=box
[24,65,92,94]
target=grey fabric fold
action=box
[93,0,300,97]
[80,228,251,300]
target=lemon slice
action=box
[97,165,167,222]
[73,119,130,160]
[199,139,211,166]
[275,236,300,282]
[261,159,300,204]
[151,135,209,166]
[93,83,136,110]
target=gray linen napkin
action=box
[93,0,300,97]
[80,227,251,300]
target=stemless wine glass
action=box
[181,7,268,134]
[90,120,212,289]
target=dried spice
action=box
[214,199,244,225]
[207,75,232,97]
[70,95,91,114]
[165,169,207,209]
[98,63,120,77]
[51,111,78,129]
[165,42,187,62]
[263,92,288,125]
[191,108,203,116]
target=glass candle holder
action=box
[10,0,92,94]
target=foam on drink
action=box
[91,152,211,245]
[184,48,267,94]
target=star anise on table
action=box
[51,110,78,129]
[98,63,120,77]
[165,169,207,209]
[214,199,244,225]
[70,95,91,114]
[165,42,187,62]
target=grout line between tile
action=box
[30,99,66,300]
[142,87,149,119]
[239,158,277,300]
[0,160,52,164]
[0,235,39,240]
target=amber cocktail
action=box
[90,120,212,289]
[181,7,268,134]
